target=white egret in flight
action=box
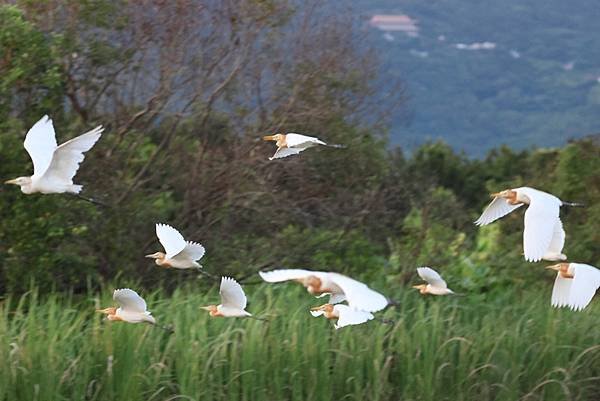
[146,224,205,269]
[258,269,388,312]
[96,289,156,324]
[547,263,600,311]
[5,115,103,194]
[201,277,252,318]
[310,304,374,329]
[262,133,342,160]
[475,187,581,262]
[413,267,454,295]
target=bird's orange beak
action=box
[4,179,18,185]
[262,135,276,141]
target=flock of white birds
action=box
[5,116,600,331]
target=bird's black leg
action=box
[195,267,220,282]
[246,315,269,323]
[73,193,110,207]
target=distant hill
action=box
[353,0,600,156]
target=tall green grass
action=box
[0,284,599,401]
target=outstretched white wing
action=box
[334,305,374,329]
[41,126,103,184]
[220,277,247,310]
[258,269,322,283]
[475,196,523,226]
[178,241,206,262]
[156,224,187,259]
[113,288,147,313]
[285,133,326,147]
[551,273,572,309]
[567,264,600,311]
[328,273,388,312]
[521,188,561,262]
[417,267,448,289]
[269,147,303,160]
[23,115,58,177]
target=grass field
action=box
[1,283,599,401]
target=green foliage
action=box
[1,287,599,400]
[0,5,63,120]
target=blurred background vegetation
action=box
[0,0,598,297]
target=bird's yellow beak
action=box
[412,285,426,290]
[145,254,157,258]
[96,308,110,314]
[262,135,276,141]
[200,306,212,311]
[490,192,501,198]
[310,304,327,312]
[545,264,560,271]
[4,179,18,185]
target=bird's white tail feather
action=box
[69,185,83,194]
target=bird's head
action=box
[96,307,117,316]
[145,252,165,260]
[5,176,32,191]
[201,305,218,313]
[545,263,569,273]
[297,275,322,294]
[262,133,283,142]
[490,189,516,200]
[310,303,334,313]
[412,284,428,293]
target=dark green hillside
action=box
[355,0,600,155]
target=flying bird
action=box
[146,224,205,269]
[547,263,600,311]
[413,267,454,295]
[258,269,388,312]
[5,115,103,194]
[96,289,156,324]
[310,303,374,329]
[262,133,341,160]
[201,277,253,318]
[475,187,580,262]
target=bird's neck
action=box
[307,286,322,294]
[559,269,573,279]
[155,258,170,267]
[21,184,35,194]
[276,136,287,148]
[209,309,223,317]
